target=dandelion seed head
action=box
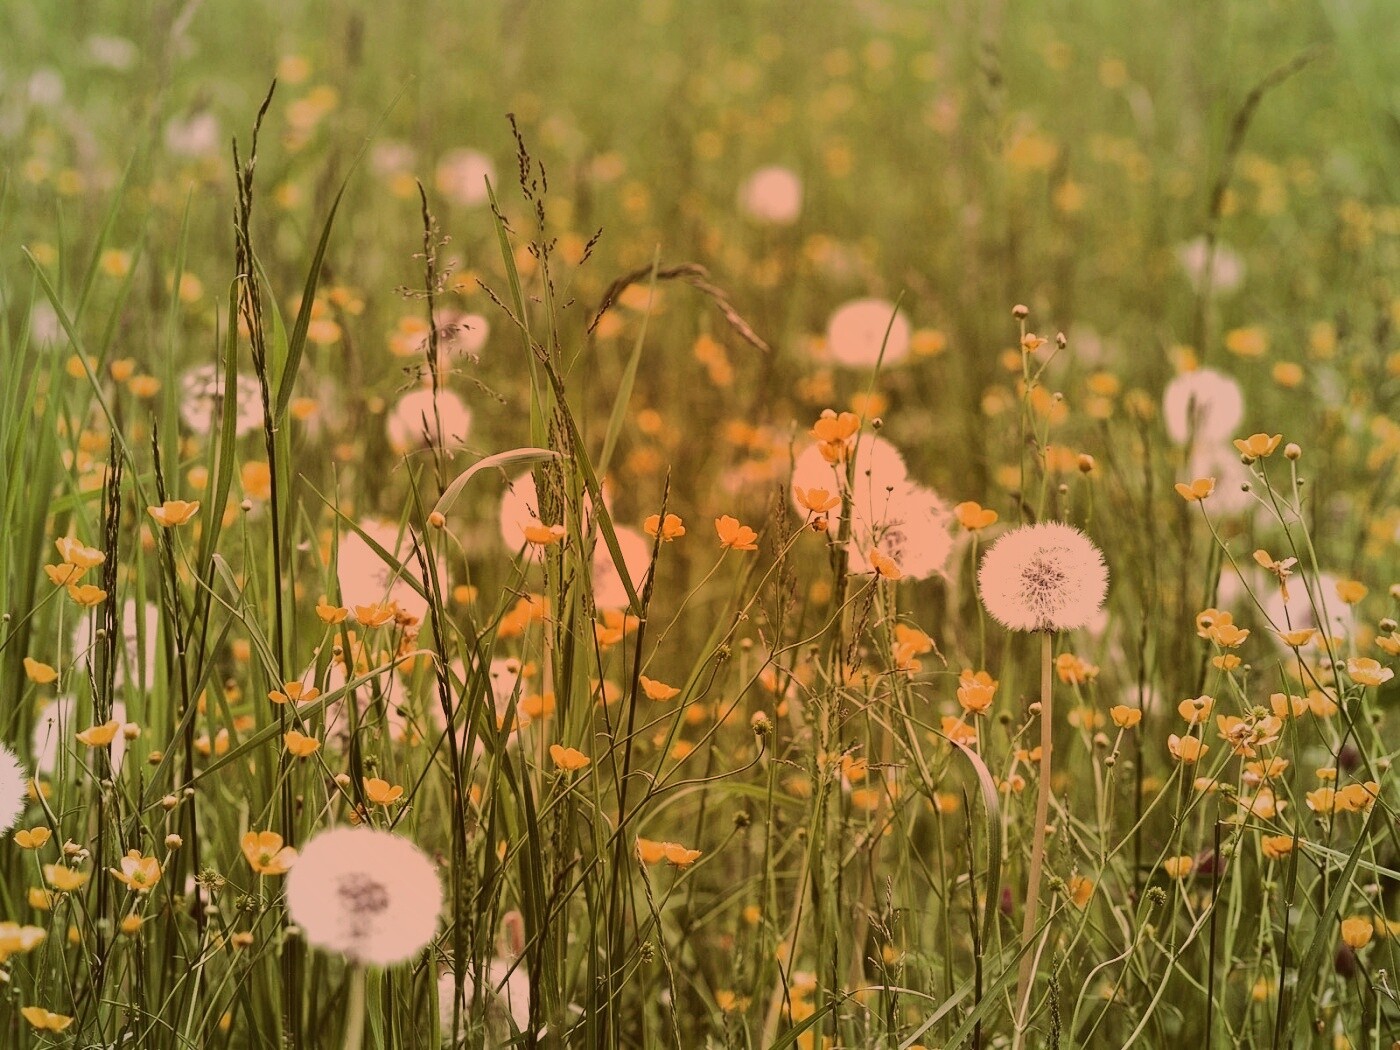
[1176,237,1245,297]
[434,148,495,208]
[285,827,442,966]
[824,298,911,368]
[0,743,29,835]
[33,699,129,775]
[593,526,651,611]
[336,520,442,624]
[847,482,953,581]
[178,364,263,437]
[738,166,803,226]
[790,435,908,527]
[1162,368,1244,446]
[384,387,472,454]
[977,522,1108,632]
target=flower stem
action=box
[1013,631,1054,1045]
[343,964,367,1050]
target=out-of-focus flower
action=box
[738,166,803,225]
[285,826,442,965]
[824,298,911,368]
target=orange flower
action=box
[1207,622,1249,647]
[1067,875,1094,908]
[1340,916,1374,950]
[715,515,758,551]
[1232,433,1282,460]
[147,499,200,528]
[268,681,321,705]
[1260,834,1297,861]
[109,850,161,892]
[20,1007,73,1033]
[241,831,298,875]
[1168,734,1208,763]
[548,744,590,771]
[1346,658,1394,687]
[1174,477,1216,502]
[643,513,686,541]
[1273,627,1316,648]
[54,537,105,569]
[954,501,998,530]
[940,715,977,746]
[662,843,702,867]
[1163,855,1194,879]
[635,837,669,864]
[868,548,903,580]
[66,583,107,607]
[956,670,997,714]
[13,828,51,850]
[640,676,681,701]
[810,410,860,445]
[22,658,58,684]
[1109,706,1142,728]
[1335,580,1367,605]
[76,720,120,747]
[43,563,85,586]
[794,487,841,515]
[353,602,396,628]
[362,777,404,805]
[283,730,321,757]
[522,523,566,546]
[315,598,349,624]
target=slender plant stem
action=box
[343,965,367,1050]
[1013,630,1054,1045]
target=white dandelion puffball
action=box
[593,526,652,611]
[1184,447,1256,519]
[179,363,264,437]
[790,435,909,528]
[370,139,416,178]
[435,148,496,208]
[1263,571,1354,649]
[738,166,803,225]
[385,387,472,454]
[847,482,954,582]
[1162,368,1244,446]
[442,311,490,359]
[72,601,158,691]
[1176,236,1245,297]
[285,826,442,966]
[33,699,129,775]
[977,522,1109,632]
[497,469,604,553]
[825,298,911,368]
[439,958,532,1043]
[163,112,221,159]
[336,519,444,624]
[0,743,29,835]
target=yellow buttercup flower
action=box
[639,676,680,701]
[548,744,591,772]
[20,1007,73,1032]
[1174,477,1215,502]
[242,831,298,876]
[283,730,321,757]
[643,513,686,541]
[363,777,404,805]
[22,657,58,684]
[14,827,52,850]
[1232,433,1282,460]
[109,849,161,892]
[147,499,201,528]
[76,720,120,747]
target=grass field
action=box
[2,1,1400,1046]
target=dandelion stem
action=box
[342,964,366,1050]
[1013,630,1054,1045]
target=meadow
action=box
[1,0,1399,1046]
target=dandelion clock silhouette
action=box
[977,522,1108,1047]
